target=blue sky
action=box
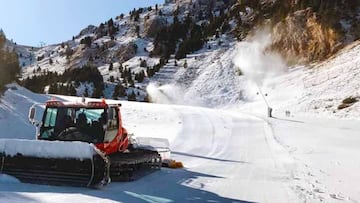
[0,0,164,46]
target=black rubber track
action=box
[109,149,161,182]
[0,149,162,187]
[0,153,109,187]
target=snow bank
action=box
[0,84,49,140]
[0,174,20,184]
[0,139,97,159]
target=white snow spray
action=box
[232,28,286,87]
[146,83,185,104]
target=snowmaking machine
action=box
[0,99,171,187]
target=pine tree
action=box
[127,90,137,101]
[80,36,92,47]
[92,86,104,98]
[68,84,77,96]
[107,18,116,36]
[109,76,115,82]
[184,60,188,68]
[140,59,147,67]
[0,31,20,92]
[118,63,123,73]
[112,83,126,99]
[48,83,58,94]
[84,87,89,97]
[135,25,140,37]
[135,71,145,82]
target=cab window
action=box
[104,107,119,142]
[44,108,58,127]
[40,108,58,138]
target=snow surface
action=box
[1,93,301,202]
[0,139,97,159]
[1,80,360,202]
[0,84,49,139]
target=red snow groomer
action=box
[0,99,170,187]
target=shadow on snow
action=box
[172,151,249,164]
[0,169,253,203]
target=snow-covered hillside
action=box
[15,0,240,101]
[146,36,245,107]
[0,84,49,139]
[17,2,171,98]
[144,32,360,118]
[13,0,360,116]
[237,40,360,119]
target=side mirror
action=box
[29,106,36,123]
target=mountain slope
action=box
[9,0,359,108]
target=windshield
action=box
[40,107,107,143]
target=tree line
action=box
[20,65,105,98]
[0,31,20,93]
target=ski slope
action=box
[0,91,296,202]
[269,115,360,202]
[0,86,360,202]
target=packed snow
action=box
[0,139,97,159]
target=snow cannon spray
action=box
[233,28,286,99]
[146,83,185,104]
[232,28,286,116]
[232,28,286,87]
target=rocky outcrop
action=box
[115,42,137,63]
[271,8,340,63]
[144,16,167,38]
[234,0,360,63]
[78,25,97,37]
